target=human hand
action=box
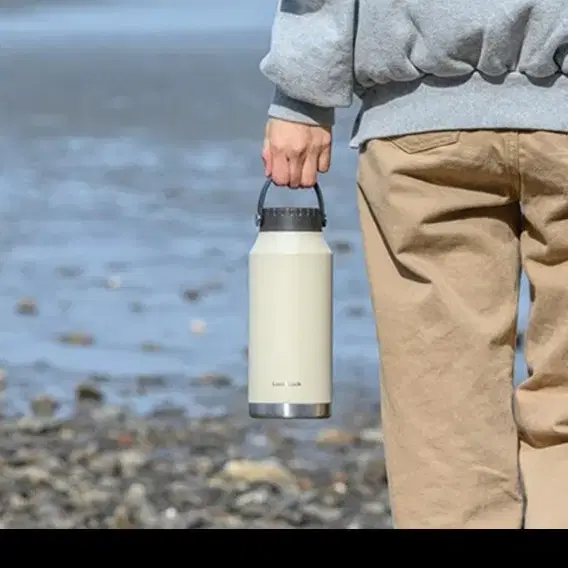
[262,118,332,189]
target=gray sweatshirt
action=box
[260,0,568,148]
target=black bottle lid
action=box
[259,206,323,232]
[255,179,327,233]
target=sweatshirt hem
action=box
[350,72,568,148]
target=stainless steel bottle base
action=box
[249,403,331,419]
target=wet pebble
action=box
[346,306,366,318]
[190,319,207,334]
[316,428,356,447]
[57,266,82,279]
[330,240,353,254]
[90,373,111,384]
[75,383,104,404]
[16,297,38,316]
[0,395,390,529]
[215,459,299,490]
[129,301,144,313]
[359,427,384,445]
[182,282,223,304]
[30,394,59,418]
[137,374,168,389]
[303,503,343,525]
[191,373,232,388]
[182,289,201,302]
[58,332,95,347]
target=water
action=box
[0,0,528,416]
[0,1,277,44]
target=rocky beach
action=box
[0,375,389,529]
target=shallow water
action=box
[0,0,528,417]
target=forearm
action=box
[260,0,357,126]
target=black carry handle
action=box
[255,178,327,228]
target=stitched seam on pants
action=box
[513,133,522,200]
[506,133,521,200]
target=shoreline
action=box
[0,384,390,529]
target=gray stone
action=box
[30,394,59,418]
[75,382,104,403]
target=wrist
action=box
[269,89,335,127]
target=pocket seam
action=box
[388,131,461,154]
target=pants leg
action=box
[357,130,524,528]
[517,131,568,528]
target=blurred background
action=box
[0,0,529,529]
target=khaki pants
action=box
[357,130,568,529]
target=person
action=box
[259,0,568,529]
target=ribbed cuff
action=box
[268,89,335,126]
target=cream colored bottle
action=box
[248,179,333,419]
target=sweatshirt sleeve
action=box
[260,0,357,126]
